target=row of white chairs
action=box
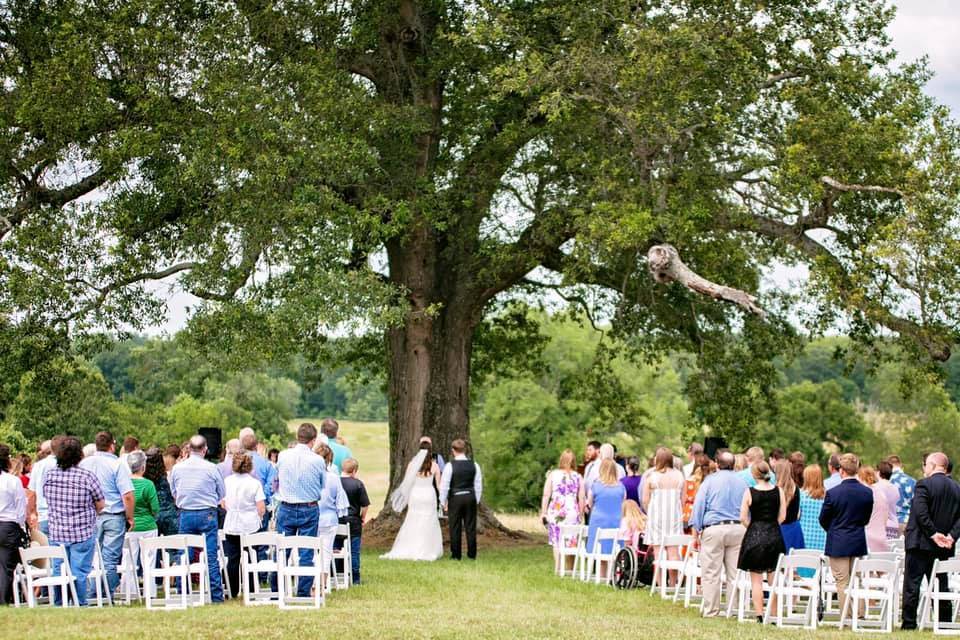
[13,524,353,610]
[554,529,960,635]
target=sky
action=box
[147,1,960,335]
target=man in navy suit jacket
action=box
[820,453,873,616]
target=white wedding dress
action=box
[381,475,444,561]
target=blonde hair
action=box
[774,459,796,501]
[803,464,825,500]
[557,449,576,472]
[734,453,747,472]
[858,465,877,485]
[621,500,646,532]
[313,442,333,465]
[839,453,859,476]
[598,458,619,485]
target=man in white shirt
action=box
[440,439,483,560]
[26,437,59,536]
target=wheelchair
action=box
[613,538,653,589]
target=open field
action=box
[5,546,922,640]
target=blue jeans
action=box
[274,503,319,597]
[178,508,224,602]
[349,536,361,583]
[50,536,95,606]
[39,520,49,537]
[96,513,126,594]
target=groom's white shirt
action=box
[440,454,483,507]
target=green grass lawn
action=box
[4,547,919,639]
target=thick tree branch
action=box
[1,166,112,240]
[820,175,905,198]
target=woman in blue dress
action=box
[586,458,626,579]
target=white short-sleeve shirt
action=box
[223,473,265,535]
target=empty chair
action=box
[140,535,209,610]
[840,557,900,633]
[650,534,692,599]
[555,524,583,578]
[19,546,78,608]
[918,558,960,635]
[240,532,280,606]
[768,553,822,629]
[329,523,353,590]
[276,536,326,609]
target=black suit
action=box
[901,472,960,628]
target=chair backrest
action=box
[590,527,620,554]
[19,545,67,575]
[866,551,901,563]
[276,535,323,551]
[854,558,898,578]
[888,538,905,551]
[778,553,822,572]
[336,523,350,537]
[933,558,960,576]
[241,532,279,548]
[662,534,692,548]
[790,548,824,558]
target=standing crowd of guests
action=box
[0,417,371,606]
[541,440,960,630]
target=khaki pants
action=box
[700,523,746,617]
[829,556,856,615]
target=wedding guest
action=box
[268,448,280,465]
[820,453,872,616]
[10,454,30,489]
[621,456,642,507]
[222,452,265,599]
[80,430,135,597]
[540,449,585,571]
[338,458,369,584]
[768,448,785,467]
[875,461,901,539]
[733,453,747,472]
[619,499,645,549]
[682,442,704,479]
[585,443,625,499]
[26,437,61,536]
[217,438,241,479]
[858,465,890,553]
[788,451,806,487]
[169,434,226,603]
[691,450,748,617]
[580,440,601,478]
[824,453,842,490]
[737,461,786,623]
[44,436,105,606]
[275,423,325,596]
[775,459,804,552]
[585,459,625,579]
[683,454,715,530]
[162,444,180,476]
[126,451,159,575]
[737,447,776,488]
[643,448,684,585]
[82,443,96,458]
[799,464,827,551]
[901,452,960,630]
[119,436,140,468]
[314,442,347,587]
[321,418,352,472]
[144,448,178,536]
[887,454,916,534]
[240,431,277,531]
[0,444,26,605]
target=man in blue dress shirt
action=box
[170,434,226,602]
[79,430,135,597]
[691,450,748,617]
[275,422,326,596]
[824,453,843,491]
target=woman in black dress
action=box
[737,460,786,622]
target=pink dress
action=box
[865,483,891,552]
[618,518,641,549]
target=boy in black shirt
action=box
[338,457,370,584]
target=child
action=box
[339,457,370,584]
[619,500,646,549]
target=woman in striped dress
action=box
[642,448,684,584]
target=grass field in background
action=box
[5,546,920,639]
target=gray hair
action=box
[189,435,207,452]
[127,451,147,474]
[599,443,615,460]
[82,443,96,458]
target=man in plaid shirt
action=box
[44,436,105,606]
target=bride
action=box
[381,443,443,561]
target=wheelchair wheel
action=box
[613,547,637,590]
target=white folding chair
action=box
[217,530,232,599]
[727,568,774,622]
[140,535,207,610]
[840,557,899,633]
[19,545,78,608]
[86,541,114,607]
[919,558,960,635]
[329,524,353,590]
[888,538,905,553]
[240,531,280,606]
[673,548,703,608]
[650,534,692,599]
[12,563,26,607]
[582,528,620,585]
[769,553,822,629]
[276,535,326,609]
[116,537,141,604]
[556,524,583,578]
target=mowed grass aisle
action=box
[4,547,918,639]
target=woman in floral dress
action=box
[541,449,585,573]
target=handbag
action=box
[16,524,31,549]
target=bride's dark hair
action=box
[418,442,433,476]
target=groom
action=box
[440,438,483,560]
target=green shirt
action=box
[132,477,159,531]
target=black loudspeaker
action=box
[198,427,223,461]
[704,437,728,460]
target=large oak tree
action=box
[3,0,959,527]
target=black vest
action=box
[450,459,476,494]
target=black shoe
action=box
[901,625,918,631]
[756,616,764,624]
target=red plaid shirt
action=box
[44,466,104,542]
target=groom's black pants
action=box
[448,492,477,560]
